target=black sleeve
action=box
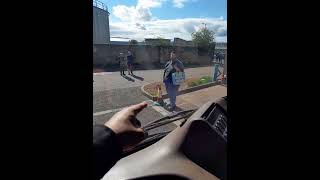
[93,125,122,180]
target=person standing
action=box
[222,53,225,64]
[216,52,221,63]
[127,50,134,75]
[163,51,184,111]
[118,52,127,76]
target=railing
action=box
[93,0,108,11]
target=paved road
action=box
[93,66,216,92]
[93,66,222,135]
[93,86,176,134]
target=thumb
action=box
[130,127,146,139]
[134,128,146,141]
[134,128,144,133]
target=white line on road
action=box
[93,107,123,116]
[94,72,113,76]
[93,101,180,126]
[93,100,154,117]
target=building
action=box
[144,38,171,46]
[215,42,227,55]
[215,42,227,49]
[110,41,129,45]
[93,0,110,44]
[173,38,194,46]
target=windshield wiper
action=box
[142,109,195,131]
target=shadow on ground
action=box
[162,103,187,112]
[94,63,212,72]
[130,74,144,81]
[122,75,135,82]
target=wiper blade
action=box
[123,109,196,156]
[123,131,171,155]
[142,109,195,131]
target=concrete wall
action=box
[93,44,112,65]
[93,6,110,44]
[93,44,212,67]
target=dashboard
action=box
[182,98,227,179]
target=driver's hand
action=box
[105,102,148,150]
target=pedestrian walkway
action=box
[175,85,227,110]
[151,85,227,123]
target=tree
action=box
[191,27,216,55]
[129,39,138,45]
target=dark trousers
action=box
[164,82,179,107]
[120,66,126,75]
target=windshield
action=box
[93,0,227,135]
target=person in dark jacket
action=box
[93,102,147,180]
[163,51,184,111]
[216,52,220,63]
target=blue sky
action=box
[98,0,227,42]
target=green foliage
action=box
[129,39,138,45]
[191,27,216,54]
[188,76,213,87]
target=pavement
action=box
[175,85,227,110]
[93,66,226,135]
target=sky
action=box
[97,0,227,42]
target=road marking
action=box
[93,107,123,116]
[94,72,113,76]
[93,101,180,126]
[93,100,154,117]
[93,100,157,117]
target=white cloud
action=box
[110,17,227,42]
[216,36,227,42]
[136,23,147,30]
[112,5,138,22]
[173,0,188,8]
[112,5,153,22]
[137,0,166,9]
[112,0,198,21]
[112,0,167,22]
[110,1,226,42]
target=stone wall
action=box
[93,44,211,67]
